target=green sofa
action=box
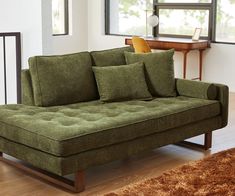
[0,47,229,192]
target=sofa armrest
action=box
[21,69,35,106]
[214,83,229,127]
[176,78,229,127]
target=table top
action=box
[125,37,211,51]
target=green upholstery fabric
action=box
[125,49,176,97]
[93,62,152,102]
[176,80,229,127]
[0,116,222,176]
[91,47,134,66]
[176,79,217,100]
[29,52,98,107]
[21,70,34,106]
[214,84,229,127]
[0,97,220,157]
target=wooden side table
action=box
[125,37,211,81]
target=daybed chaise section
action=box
[0,47,229,193]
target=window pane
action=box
[52,0,68,35]
[216,0,235,43]
[158,0,211,3]
[109,0,153,36]
[159,9,209,37]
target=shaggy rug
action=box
[105,148,235,196]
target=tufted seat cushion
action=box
[0,96,220,157]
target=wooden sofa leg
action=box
[176,132,213,150]
[74,171,85,192]
[204,132,212,150]
[0,152,2,157]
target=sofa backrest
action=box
[22,46,134,106]
[28,52,98,107]
[91,46,134,66]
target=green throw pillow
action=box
[29,52,98,107]
[93,62,152,102]
[91,47,134,66]
[125,49,176,97]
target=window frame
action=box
[105,0,235,44]
[105,0,156,37]
[52,0,69,36]
[153,1,215,40]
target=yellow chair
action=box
[132,36,152,53]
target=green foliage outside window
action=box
[107,0,235,43]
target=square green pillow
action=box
[93,62,152,102]
[125,49,176,97]
[91,46,134,66]
[29,52,98,107]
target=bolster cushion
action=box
[176,79,217,100]
[29,52,98,107]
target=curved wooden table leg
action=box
[199,49,205,81]
[182,50,189,79]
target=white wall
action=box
[40,0,88,55]
[0,0,89,65]
[0,0,43,68]
[0,0,90,61]
[50,0,88,55]
[41,0,53,55]
[87,0,235,92]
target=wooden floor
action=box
[0,93,234,196]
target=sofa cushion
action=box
[176,79,217,100]
[29,52,98,107]
[93,62,152,102]
[91,46,134,66]
[0,96,220,157]
[0,117,222,176]
[125,49,176,97]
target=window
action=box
[155,1,213,39]
[106,0,154,37]
[216,0,235,43]
[105,0,235,44]
[52,0,69,35]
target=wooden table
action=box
[125,37,211,81]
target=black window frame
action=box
[105,0,235,44]
[153,1,215,40]
[52,0,69,36]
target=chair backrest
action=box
[132,36,152,53]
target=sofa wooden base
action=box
[176,132,212,150]
[0,153,85,193]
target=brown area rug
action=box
[105,148,235,196]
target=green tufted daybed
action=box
[0,47,229,192]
